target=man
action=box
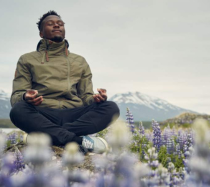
[10,10,119,154]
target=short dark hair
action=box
[37,10,61,31]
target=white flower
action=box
[0,133,6,155]
[62,142,84,167]
[26,133,51,147]
[107,120,132,152]
[23,133,52,166]
[192,119,210,144]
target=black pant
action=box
[10,101,119,146]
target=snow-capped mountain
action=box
[0,90,11,119]
[109,92,197,121]
[0,90,198,121]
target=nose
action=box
[53,23,60,28]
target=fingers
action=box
[33,98,43,106]
[97,94,106,101]
[25,89,38,100]
[26,89,38,95]
[97,88,107,101]
[24,89,43,106]
[93,95,100,103]
[27,96,43,106]
[93,87,108,103]
[27,96,42,103]
[97,88,106,95]
[93,94,106,103]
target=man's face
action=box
[40,15,65,42]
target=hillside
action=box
[160,112,210,126]
[110,92,198,121]
[0,90,11,119]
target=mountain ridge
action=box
[0,90,11,119]
[109,91,198,121]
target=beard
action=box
[50,36,64,43]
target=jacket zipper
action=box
[66,57,70,92]
[59,100,61,109]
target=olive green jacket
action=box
[11,39,94,108]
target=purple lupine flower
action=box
[178,167,186,180]
[172,176,183,186]
[145,147,159,169]
[139,121,145,137]
[14,148,25,172]
[187,119,210,186]
[7,132,18,145]
[171,126,176,137]
[156,164,170,186]
[166,138,175,154]
[152,120,161,151]
[177,131,187,151]
[0,133,6,156]
[160,135,166,147]
[145,132,153,143]
[23,133,52,168]
[185,130,194,150]
[183,142,191,174]
[168,162,184,186]
[176,144,182,159]
[104,153,138,187]
[126,108,135,134]
[161,126,172,147]
[18,134,24,143]
[1,153,16,175]
[166,124,172,137]
[183,143,189,157]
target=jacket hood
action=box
[36,39,69,51]
[36,39,69,63]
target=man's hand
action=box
[93,88,107,103]
[24,89,43,106]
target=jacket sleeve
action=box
[10,56,32,107]
[77,59,94,106]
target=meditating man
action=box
[10,10,119,154]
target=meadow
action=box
[0,109,210,187]
[0,119,16,128]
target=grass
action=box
[0,119,16,128]
[135,120,210,131]
[134,121,156,129]
[160,121,210,130]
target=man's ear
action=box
[40,31,43,38]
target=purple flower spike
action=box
[7,132,17,145]
[166,138,175,154]
[152,120,161,151]
[14,148,25,172]
[126,108,135,134]
[139,121,145,137]
[1,153,16,175]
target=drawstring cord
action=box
[65,45,68,56]
[45,40,49,62]
[39,39,70,64]
[45,50,49,62]
[41,40,49,64]
[65,40,69,57]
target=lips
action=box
[52,30,62,33]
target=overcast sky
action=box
[0,0,209,114]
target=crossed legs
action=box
[10,101,120,146]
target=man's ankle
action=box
[72,136,83,145]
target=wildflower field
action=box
[0,109,210,187]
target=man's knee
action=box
[103,101,120,118]
[10,101,30,122]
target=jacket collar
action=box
[36,39,69,63]
[36,39,69,56]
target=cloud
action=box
[0,0,210,114]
